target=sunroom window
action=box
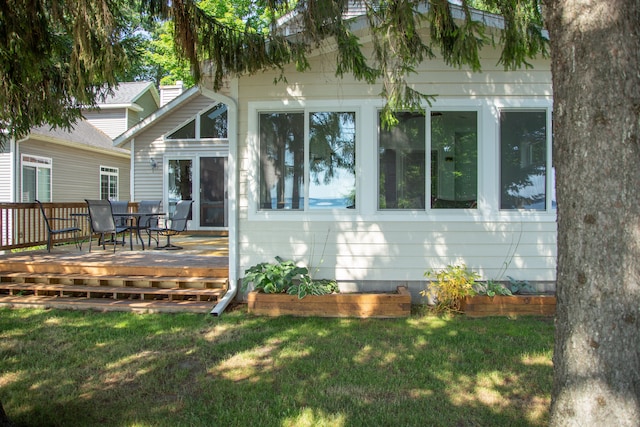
[259,111,356,210]
[378,111,478,210]
[166,103,228,140]
[500,110,549,210]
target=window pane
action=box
[378,112,425,209]
[309,112,356,209]
[168,159,193,215]
[22,166,36,202]
[100,174,109,200]
[431,111,477,209]
[500,111,547,210]
[37,168,51,202]
[109,176,118,200]
[168,120,196,139]
[259,112,305,210]
[201,104,228,138]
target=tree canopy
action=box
[0,0,546,144]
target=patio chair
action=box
[85,199,129,252]
[36,200,81,253]
[149,200,193,250]
[137,200,162,248]
[109,200,130,247]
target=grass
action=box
[0,306,554,426]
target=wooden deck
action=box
[0,233,230,313]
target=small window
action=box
[200,104,228,138]
[166,102,228,140]
[21,155,52,202]
[168,121,196,139]
[100,166,119,200]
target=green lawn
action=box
[0,307,554,426]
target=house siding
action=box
[235,34,555,293]
[17,139,130,202]
[0,150,12,202]
[84,109,128,139]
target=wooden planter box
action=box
[247,286,411,318]
[461,295,556,318]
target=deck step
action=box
[0,272,228,289]
[0,295,217,314]
[0,282,226,302]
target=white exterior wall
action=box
[0,150,13,202]
[235,38,555,294]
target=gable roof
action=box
[113,86,223,147]
[29,121,129,158]
[97,82,160,110]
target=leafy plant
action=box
[474,280,513,297]
[241,256,309,294]
[287,278,339,299]
[507,276,535,294]
[421,264,479,313]
[241,256,339,298]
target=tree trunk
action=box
[545,1,640,425]
[0,400,14,427]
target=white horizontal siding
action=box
[0,152,13,201]
[234,27,555,288]
[238,220,556,283]
[84,109,128,139]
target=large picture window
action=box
[259,111,356,210]
[377,111,477,210]
[21,155,52,202]
[500,110,548,210]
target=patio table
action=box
[113,212,165,250]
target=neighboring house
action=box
[0,82,159,204]
[116,5,556,300]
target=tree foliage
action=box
[0,0,547,144]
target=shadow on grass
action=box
[0,307,553,426]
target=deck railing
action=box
[0,202,137,251]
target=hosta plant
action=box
[242,256,339,298]
[421,264,479,313]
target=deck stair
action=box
[0,249,229,313]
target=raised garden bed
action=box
[247,286,411,318]
[461,294,556,318]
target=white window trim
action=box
[248,100,363,220]
[247,98,555,223]
[100,165,119,200]
[20,154,52,202]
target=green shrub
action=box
[241,256,339,298]
[421,264,479,313]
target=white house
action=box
[116,5,556,305]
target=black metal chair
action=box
[137,200,162,248]
[149,200,193,250]
[85,199,129,252]
[36,200,81,252]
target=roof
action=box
[29,121,130,157]
[98,82,160,109]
